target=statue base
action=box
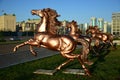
[33,69,85,75]
[33,69,57,75]
[63,69,85,75]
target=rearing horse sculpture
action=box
[13,8,91,76]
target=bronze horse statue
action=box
[66,20,93,65]
[13,8,91,76]
[66,20,91,44]
[86,26,115,49]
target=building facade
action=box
[112,12,120,36]
[90,17,97,26]
[0,14,16,31]
[17,19,40,32]
[98,18,104,31]
[103,21,111,33]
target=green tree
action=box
[13,14,16,16]
[3,13,7,15]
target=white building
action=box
[90,17,97,26]
[98,18,104,31]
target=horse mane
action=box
[87,26,100,32]
[45,8,62,35]
[71,20,80,34]
[36,8,61,35]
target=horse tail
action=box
[76,38,90,61]
[109,34,113,44]
[109,34,117,49]
[109,34,114,41]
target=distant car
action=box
[9,37,21,41]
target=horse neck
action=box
[90,29,96,34]
[69,25,77,35]
[37,17,47,32]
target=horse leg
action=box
[95,39,100,47]
[78,55,91,76]
[13,40,30,52]
[29,45,37,56]
[92,39,100,55]
[56,50,79,70]
[13,39,39,56]
[110,41,116,49]
[55,59,74,70]
[92,46,99,56]
[81,49,93,65]
[60,52,91,76]
[77,38,93,65]
[61,52,80,59]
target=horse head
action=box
[86,26,97,34]
[31,9,47,18]
[31,8,61,35]
[86,26,92,34]
[44,8,61,34]
[66,20,79,33]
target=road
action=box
[0,47,58,68]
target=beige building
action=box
[112,12,120,36]
[17,19,40,32]
[0,14,16,31]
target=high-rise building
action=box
[84,23,89,30]
[112,12,120,36]
[90,17,97,26]
[107,22,112,33]
[98,18,104,31]
[0,14,16,31]
[83,23,89,34]
[103,21,111,33]
[103,21,108,33]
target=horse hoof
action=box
[86,73,92,77]
[84,61,93,65]
[32,53,37,56]
[13,48,17,52]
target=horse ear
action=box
[46,8,50,11]
[57,14,60,17]
[72,20,76,24]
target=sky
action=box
[0,0,120,24]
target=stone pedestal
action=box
[33,68,85,75]
[33,69,57,75]
[63,69,85,75]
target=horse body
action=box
[92,33,111,42]
[35,32,76,52]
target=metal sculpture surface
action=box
[66,20,93,65]
[13,8,91,76]
[86,26,115,49]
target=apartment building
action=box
[112,12,120,36]
[0,14,16,31]
[17,19,40,32]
